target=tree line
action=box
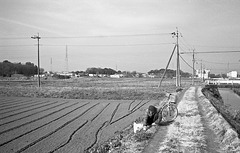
[74,68,137,77]
[85,67,118,75]
[0,60,41,77]
[0,60,192,78]
[74,68,192,78]
[148,69,191,78]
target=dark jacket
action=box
[144,105,162,126]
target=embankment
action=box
[202,85,240,136]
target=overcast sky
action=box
[0,0,240,74]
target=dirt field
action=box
[1,79,239,153]
[0,96,159,153]
[0,77,193,152]
[0,77,190,100]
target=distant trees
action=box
[0,60,39,77]
[85,67,117,75]
[84,68,142,77]
[148,69,175,78]
[148,69,191,78]
[83,68,192,78]
[0,60,210,79]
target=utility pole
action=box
[177,29,181,87]
[192,49,195,85]
[65,45,68,73]
[31,33,41,87]
[227,62,229,73]
[50,58,52,72]
[172,28,181,87]
[200,60,203,82]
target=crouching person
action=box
[143,105,162,131]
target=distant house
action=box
[148,73,156,78]
[88,74,95,77]
[110,74,123,78]
[58,72,73,77]
[88,73,108,77]
[142,73,148,78]
[98,74,108,77]
[34,74,46,78]
[196,69,210,79]
[227,71,237,78]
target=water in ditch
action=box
[218,88,240,111]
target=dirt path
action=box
[144,86,240,153]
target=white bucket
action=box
[133,122,144,133]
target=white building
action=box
[89,74,97,77]
[227,71,237,78]
[110,74,123,78]
[196,69,210,79]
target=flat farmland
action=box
[0,77,192,152]
[0,77,191,100]
[0,96,158,153]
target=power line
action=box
[190,44,240,49]
[181,50,240,54]
[42,43,174,47]
[179,46,191,53]
[41,33,171,39]
[0,43,174,48]
[0,45,35,47]
[179,36,194,51]
[179,54,194,70]
[196,59,240,65]
[0,33,171,40]
[179,42,191,52]
[0,37,30,40]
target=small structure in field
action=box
[110,74,123,78]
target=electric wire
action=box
[180,35,193,48]
[0,43,174,48]
[0,37,30,40]
[179,54,194,70]
[179,37,194,51]
[190,44,240,49]
[181,50,240,54]
[1,30,239,75]
[179,46,190,53]
[196,59,240,65]
[41,33,171,39]
[0,33,171,40]
[40,43,174,47]
[0,45,35,47]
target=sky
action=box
[0,0,240,74]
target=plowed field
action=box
[0,97,158,153]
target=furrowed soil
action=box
[2,78,239,152]
[0,78,184,153]
[0,97,158,153]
